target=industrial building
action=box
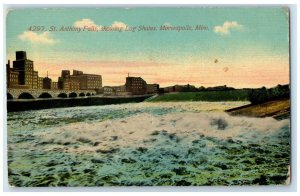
[58,69,102,90]
[125,76,147,95]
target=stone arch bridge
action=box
[7,88,97,99]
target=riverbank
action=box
[226,98,290,119]
[7,95,153,112]
[148,90,250,102]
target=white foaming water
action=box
[7,102,290,186]
[31,110,289,154]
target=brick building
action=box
[58,70,80,90]
[32,71,38,89]
[51,82,58,90]
[6,60,19,88]
[103,85,129,96]
[38,77,43,89]
[58,69,101,90]
[7,51,103,93]
[125,76,147,95]
[71,70,102,90]
[68,79,80,90]
[147,84,159,94]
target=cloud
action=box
[111,21,127,30]
[18,31,58,44]
[74,18,102,29]
[214,21,242,35]
[74,19,128,31]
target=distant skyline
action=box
[6,7,289,88]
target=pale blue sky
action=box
[6,7,290,87]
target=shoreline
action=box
[7,95,153,112]
[225,98,290,119]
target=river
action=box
[7,101,290,186]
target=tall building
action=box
[8,51,103,92]
[13,51,35,88]
[6,60,19,88]
[125,76,147,95]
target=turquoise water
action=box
[7,103,290,186]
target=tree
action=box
[249,87,270,104]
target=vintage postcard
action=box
[6,7,290,187]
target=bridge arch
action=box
[7,93,13,100]
[18,92,34,99]
[58,93,68,98]
[79,92,85,97]
[39,92,52,98]
[86,93,91,96]
[69,92,77,98]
